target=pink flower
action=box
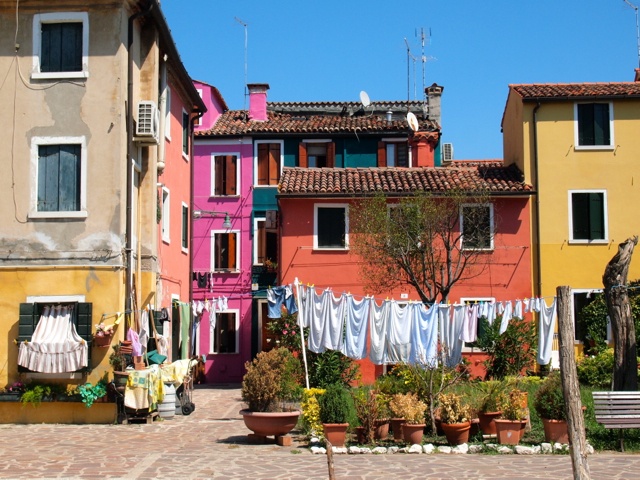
[283,330,288,335]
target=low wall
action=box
[0,400,117,424]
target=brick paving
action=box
[0,385,639,479]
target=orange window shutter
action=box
[269,143,280,185]
[226,155,237,195]
[327,142,335,168]
[377,141,386,167]
[228,233,237,270]
[214,157,224,195]
[257,144,268,185]
[299,142,308,168]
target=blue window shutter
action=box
[18,303,38,342]
[41,23,82,73]
[38,145,80,212]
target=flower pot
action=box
[542,418,569,444]
[402,423,425,445]
[93,334,112,347]
[441,421,471,446]
[322,423,349,447]
[240,409,301,437]
[354,426,367,444]
[494,419,526,445]
[478,411,502,435]
[390,418,405,441]
[373,419,390,440]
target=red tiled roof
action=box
[196,104,436,136]
[278,164,533,197]
[510,82,640,100]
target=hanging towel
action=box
[386,300,412,363]
[179,301,191,360]
[139,309,150,355]
[409,303,439,366]
[341,295,371,360]
[499,301,513,335]
[537,298,557,365]
[307,287,327,353]
[369,299,390,365]
[441,304,465,367]
[320,291,346,352]
[461,303,478,343]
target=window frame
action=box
[211,230,240,272]
[181,202,189,252]
[209,308,239,354]
[568,189,608,244]
[254,140,283,187]
[314,203,349,250]
[164,86,172,141]
[574,102,614,150]
[32,12,89,80]
[379,138,411,167]
[161,187,170,243]
[182,109,190,159]
[253,216,278,265]
[459,297,495,353]
[30,136,87,219]
[211,152,240,197]
[460,203,494,251]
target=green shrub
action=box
[307,350,360,388]
[577,348,614,389]
[533,371,566,420]
[318,383,355,425]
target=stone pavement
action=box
[1,385,639,479]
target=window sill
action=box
[31,71,89,81]
[213,269,241,274]
[28,211,87,220]
[574,145,614,151]
[568,239,608,245]
[313,247,349,252]
[162,237,171,245]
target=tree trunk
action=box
[602,236,638,392]
[557,286,591,480]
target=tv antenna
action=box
[404,38,412,103]
[235,17,248,110]
[623,1,640,68]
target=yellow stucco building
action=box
[502,76,640,345]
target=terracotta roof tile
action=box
[278,164,532,196]
[510,82,640,99]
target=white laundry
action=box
[410,303,439,366]
[537,298,557,365]
[341,295,371,360]
[499,301,513,334]
[441,304,465,366]
[386,300,413,363]
[369,299,390,365]
[461,303,478,343]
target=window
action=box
[182,110,190,157]
[314,204,348,249]
[256,142,282,186]
[211,310,238,353]
[164,87,171,140]
[461,204,493,250]
[255,218,278,265]
[194,89,203,126]
[213,155,238,196]
[575,103,613,148]
[569,191,607,242]
[213,231,238,271]
[378,141,409,167]
[181,203,189,251]
[299,141,335,168]
[31,136,87,218]
[161,188,170,243]
[32,12,88,79]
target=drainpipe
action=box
[189,111,204,318]
[532,101,542,297]
[126,2,154,329]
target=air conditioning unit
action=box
[134,101,159,145]
[442,142,454,162]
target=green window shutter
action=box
[593,104,610,146]
[572,193,589,239]
[589,193,605,240]
[18,303,38,342]
[76,302,92,366]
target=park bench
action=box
[592,391,640,451]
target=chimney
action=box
[635,69,640,82]
[426,83,444,127]
[247,83,270,121]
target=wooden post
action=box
[602,236,638,392]
[325,439,335,480]
[557,285,591,480]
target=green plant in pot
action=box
[437,392,472,445]
[77,380,108,408]
[240,347,303,439]
[319,383,355,447]
[534,371,569,443]
[494,388,528,445]
[351,386,379,444]
[388,392,427,445]
[475,380,506,435]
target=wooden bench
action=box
[592,391,640,451]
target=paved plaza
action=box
[0,385,639,479]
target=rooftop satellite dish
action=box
[407,111,419,131]
[360,90,371,107]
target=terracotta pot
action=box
[478,411,502,435]
[323,423,349,447]
[93,334,112,347]
[441,421,471,446]
[390,418,405,441]
[494,419,526,445]
[402,423,426,445]
[373,419,390,440]
[542,418,569,444]
[240,409,301,437]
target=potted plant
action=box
[319,383,355,447]
[438,392,473,445]
[240,347,302,440]
[93,322,115,347]
[77,380,108,407]
[351,386,378,444]
[533,371,569,443]
[388,392,427,445]
[373,392,391,441]
[494,388,528,445]
[475,380,505,435]
[0,382,24,402]
[109,343,130,390]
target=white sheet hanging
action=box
[18,305,88,373]
[369,299,390,365]
[441,304,465,367]
[386,300,413,363]
[409,303,439,366]
[341,295,371,360]
[537,298,557,365]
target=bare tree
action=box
[602,236,638,392]
[350,190,492,303]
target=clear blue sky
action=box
[162,0,639,160]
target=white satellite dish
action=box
[407,111,419,131]
[360,90,371,107]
